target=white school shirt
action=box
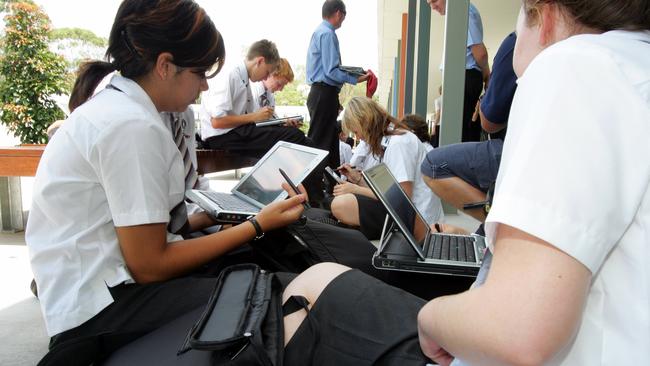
[251,81,276,110]
[339,140,353,165]
[382,132,444,225]
[26,75,185,336]
[200,61,255,139]
[350,140,381,171]
[485,30,650,365]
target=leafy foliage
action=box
[50,27,107,47]
[274,64,307,106]
[0,1,66,143]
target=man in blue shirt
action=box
[428,0,490,142]
[306,0,369,169]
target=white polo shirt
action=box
[486,30,650,364]
[26,75,185,336]
[382,131,444,225]
[200,62,255,139]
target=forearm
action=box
[354,186,375,199]
[123,221,257,283]
[479,109,506,134]
[471,44,490,83]
[187,211,218,232]
[418,228,591,365]
[211,114,255,129]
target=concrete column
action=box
[439,0,469,146]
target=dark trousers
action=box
[462,69,484,142]
[307,83,340,169]
[204,123,312,159]
[40,251,256,366]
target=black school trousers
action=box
[307,82,340,169]
[462,68,484,142]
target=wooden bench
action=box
[0,145,258,231]
[0,145,258,177]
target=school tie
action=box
[260,91,270,107]
[167,112,197,234]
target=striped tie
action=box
[171,113,198,190]
[260,91,270,107]
[168,112,197,234]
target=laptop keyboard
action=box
[203,191,258,212]
[426,234,476,263]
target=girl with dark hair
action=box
[281,1,650,365]
[27,1,306,364]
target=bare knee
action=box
[331,194,359,225]
[283,262,351,305]
[282,263,351,346]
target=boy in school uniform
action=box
[200,40,311,158]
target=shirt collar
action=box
[108,74,160,119]
[604,29,650,44]
[321,20,335,31]
[237,61,250,84]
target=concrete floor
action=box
[0,169,480,365]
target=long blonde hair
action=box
[342,97,407,158]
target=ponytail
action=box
[68,61,117,112]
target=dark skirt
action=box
[284,269,430,366]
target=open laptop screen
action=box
[234,144,320,206]
[364,164,429,250]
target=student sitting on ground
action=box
[26,2,307,364]
[331,97,444,240]
[281,1,650,364]
[421,32,517,222]
[200,40,311,158]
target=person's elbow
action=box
[496,328,568,366]
[471,43,489,65]
[479,110,505,134]
[210,116,226,129]
[127,264,167,284]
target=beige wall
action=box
[378,0,521,114]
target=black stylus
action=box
[279,168,311,209]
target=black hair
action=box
[322,0,346,19]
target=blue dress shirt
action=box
[306,21,358,88]
[465,3,484,71]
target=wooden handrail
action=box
[0,145,257,177]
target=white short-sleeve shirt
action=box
[200,62,255,139]
[485,30,650,365]
[350,140,381,171]
[26,75,185,336]
[382,132,444,225]
[339,140,353,165]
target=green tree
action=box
[0,1,66,143]
[50,28,107,93]
[274,64,307,106]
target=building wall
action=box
[378,0,521,115]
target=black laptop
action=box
[363,164,487,277]
[186,142,328,224]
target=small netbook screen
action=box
[235,145,318,205]
[370,166,429,249]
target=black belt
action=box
[311,81,338,89]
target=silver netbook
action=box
[255,115,303,127]
[186,141,327,224]
[363,164,487,277]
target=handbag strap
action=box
[282,295,319,364]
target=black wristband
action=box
[248,216,264,239]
